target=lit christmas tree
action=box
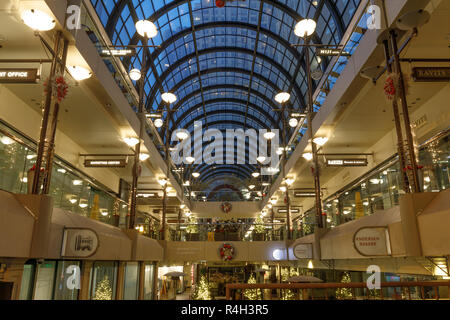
[192,275,211,300]
[336,272,353,299]
[93,275,113,300]
[243,274,262,300]
[280,268,298,300]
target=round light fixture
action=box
[256,156,266,163]
[1,136,14,145]
[129,68,141,81]
[270,199,277,205]
[135,20,158,38]
[68,66,92,81]
[123,137,139,147]
[263,132,276,140]
[180,204,186,209]
[248,184,255,190]
[279,186,287,192]
[284,177,295,186]
[313,137,329,146]
[302,152,313,161]
[274,92,290,104]
[289,118,299,128]
[21,9,55,31]
[192,172,200,178]
[154,118,163,128]
[157,178,167,186]
[272,248,283,260]
[185,156,195,164]
[294,19,317,37]
[161,92,177,104]
[252,172,260,178]
[176,130,189,140]
[139,153,150,161]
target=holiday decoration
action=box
[243,274,262,300]
[221,201,232,213]
[43,74,69,103]
[192,275,211,300]
[219,243,235,261]
[383,73,396,100]
[335,272,353,299]
[93,275,113,300]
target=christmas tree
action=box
[335,272,353,299]
[192,275,211,300]
[243,274,262,300]
[93,275,113,300]
[280,268,297,300]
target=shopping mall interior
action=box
[0,0,449,301]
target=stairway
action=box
[415,256,449,277]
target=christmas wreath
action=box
[384,73,396,100]
[219,243,235,261]
[221,201,232,213]
[44,74,69,103]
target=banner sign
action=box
[316,48,351,57]
[84,159,127,168]
[0,68,38,83]
[278,208,300,214]
[353,227,391,256]
[326,159,368,167]
[412,67,450,82]
[100,48,136,57]
[294,192,316,197]
[61,228,99,258]
[292,243,313,259]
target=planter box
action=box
[214,232,225,241]
[226,232,240,241]
[186,233,199,241]
[253,233,265,241]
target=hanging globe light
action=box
[294,19,317,37]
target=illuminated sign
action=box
[84,159,127,168]
[100,48,136,57]
[316,48,351,57]
[294,192,316,197]
[0,68,38,83]
[278,208,300,214]
[412,67,450,82]
[326,159,368,167]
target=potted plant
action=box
[186,216,199,241]
[253,217,265,241]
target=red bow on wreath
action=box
[44,75,69,103]
[384,74,396,100]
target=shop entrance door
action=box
[0,281,13,300]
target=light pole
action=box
[294,19,325,231]
[128,19,158,229]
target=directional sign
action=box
[316,48,351,57]
[412,67,450,82]
[326,159,368,167]
[0,68,38,83]
[100,48,136,57]
[84,159,127,168]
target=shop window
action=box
[33,261,57,300]
[123,262,139,300]
[18,262,36,300]
[53,261,81,300]
[143,263,155,300]
[90,262,118,300]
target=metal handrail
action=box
[226,280,450,300]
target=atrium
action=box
[0,0,449,302]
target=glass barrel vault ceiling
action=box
[90,0,361,189]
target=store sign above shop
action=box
[61,228,99,258]
[326,159,368,167]
[0,68,38,83]
[316,48,351,57]
[292,243,313,259]
[353,227,391,257]
[100,48,136,57]
[412,67,450,82]
[84,159,127,168]
[294,192,316,197]
[278,208,300,214]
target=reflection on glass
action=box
[123,262,139,300]
[33,261,56,300]
[90,262,117,300]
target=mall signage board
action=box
[61,228,99,258]
[316,48,351,57]
[294,192,316,197]
[412,67,450,82]
[326,158,368,167]
[100,48,136,57]
[292,243,313,259]
[84,159,127,168]
[353,227,391,257]
[0,68,38,83]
